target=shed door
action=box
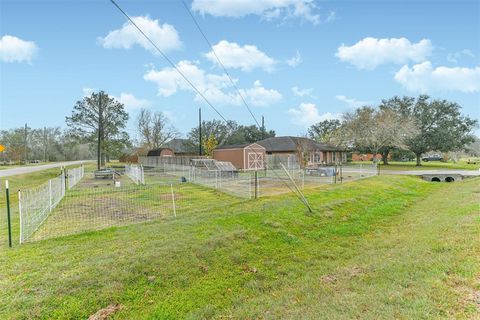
[247,152,264,170]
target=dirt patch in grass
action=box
[88,304,123,320]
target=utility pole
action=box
[198,107,202,156]
[97,92,102,170]
[43,127,47,162]
[261,115,265,140]
[24,123,28,164]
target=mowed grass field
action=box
[0,171,479,318]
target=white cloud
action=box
[288,103,341,127]
[335,95,369,108]
[292,86,313,97]
[240,80,282,107]
[144,61,282,107]
[394,61,480,93]
[205,40,275,72]
[98,16,181,54]
[447,49,475,64]
[286,50,302,67]
[191,0,321,25]
[114,93,151,110]
[336,37,433,70]
[0,35,38,63]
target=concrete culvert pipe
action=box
[431,177,441,182]
[445,176,455,182]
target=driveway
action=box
[0,160,93,178]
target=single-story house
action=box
[146,148,174,157]
[213,143,266,170]
[162,138,196,156]
[256,136,346,167]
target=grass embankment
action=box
[1,175,478,319]
[352,160,480,171]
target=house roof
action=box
[162,138,193,154]
[146,148,173,156]
[256,136,341,152]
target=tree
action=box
[341,106,417,164]
[187,120,238,153]
[308,119,342,144]
[66,91,129,169]
[203,134,218,156]
[381,95,478,165]
[137,109,178,150]
[225,125,275,145]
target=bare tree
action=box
[137,109,178,150]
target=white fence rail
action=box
[125,164,145,185]
[67,165,85,189]
[19,173,66,243]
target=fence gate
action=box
[247,153,264,170]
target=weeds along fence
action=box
[125,164,145,185]
[67,164,85,189]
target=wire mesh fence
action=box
[67,165,85,189]
[19,173,66,243]
[125,164,145,185]
[16,162,378,244]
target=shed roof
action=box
[256,136,341,152]
[215,143,265,150]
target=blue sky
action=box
[1,0,479,140]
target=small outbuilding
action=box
[146,148,174,157]
[213,143,266,170]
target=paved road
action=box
[0,160,93,178]
[380,169,480,176]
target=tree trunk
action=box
[416,153,422,166]
[382,149,389,165]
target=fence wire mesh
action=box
[67,164,85,189]
[19,173,65,243]
[125,164,145,185]
[17,162,377,244]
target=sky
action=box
[1,0,479,140]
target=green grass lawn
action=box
[1,174,478,319]
[351,160,480,171]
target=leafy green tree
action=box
[187,120,238,153]
[226,125,275,145]
[66,91,129,169]
[308,119,342,144]
[381,95,478,165]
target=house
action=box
[213,143,266,170]
[146,148,174,157]
[162,138,196,156]
[256,136,346,167]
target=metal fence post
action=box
[254,170,258,199]
[18,190,23,244]
[5,180,12,247]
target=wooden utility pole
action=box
[97,92,102,170]
[198,107,202,156]
[24,123,28,164]
[261,115,265,140]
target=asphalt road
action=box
[0,160,93,178]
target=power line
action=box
[109,0,228,123]
[181,0,262,129]
[109,0,312,212]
